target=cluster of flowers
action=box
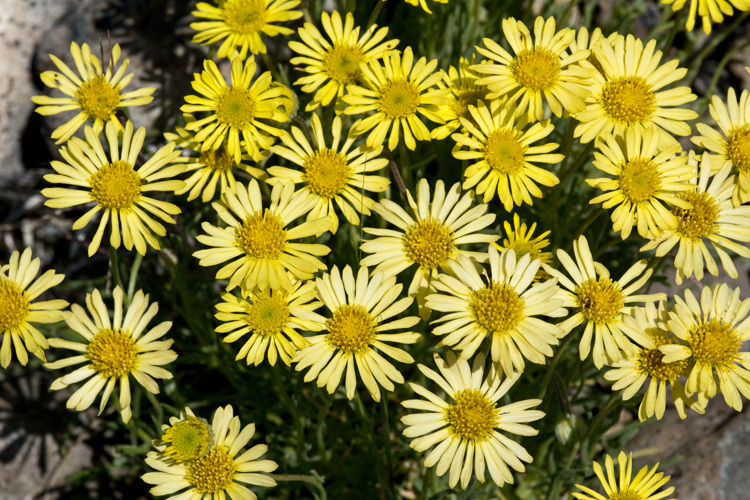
[2,0,750,498]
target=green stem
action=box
[564,207,605,252]
[316,392,334,463]
[355,393,390,500]
[559,0,580,26]
[558,142,595,185]
[418,463,431,500]
[261,52,283,83]
[537,325,581,400]
[126,252,143,305]
[381,397,395,488]
[581,391,622,461]
[272,365,305,458]
[269,474,327,500]
[110,245,124,291]
[686,11,750,81]
[366,0,386,29]
[703,39,750,103]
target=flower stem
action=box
[110,244,124,291]
[366,0,385,29]
[126,252,143,305]
[565,206,604,252]
[537,325,581,400]
[381,397,395,488]
[269,473,327,500]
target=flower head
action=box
[267,113,390,233]
[181,54,294,163]
[41,121,185,256]
[143,405,278,500]
[190,0,303,58]
[158,409,213,463]
[45,287,177,423]
[294,265,421,401]
[494,213,553,266]
[431,56,490,140]
[662,0,750,34]
[0,248,68,368]
[401,352,544,489]
[289,10,398,112]
[451,99,563,210]
[194,179,331,291]
[32,42,155,144]
[573,451,675,500]
[343,46,449,151]
[394,0,449,14]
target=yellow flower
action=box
[0,248,67,368]
[587,127,695,239]
[641,153,750,284]
[289,10,398,112]
[660,284,750,411]
[343,46,449,151]
[426,247,566,376]
[430,56,490,140]
[41,121,185,257]
[293,265,421,401]
[32,42,155,144]
[46,287,177,423]
[574,451,675,500]
[157,408,213,463]
[401,352,544,489]
[143,405,278,500]
[692,88,750,205]
[181,54,294,163]
[360,179,497,314]
[390,0,449,14]
[165,114,267,203]
[662,0,750,33]
[215,279,323,366]
[604,303,704,421]
[194,179,331,291]
[568,27,615,77]
[190,0,302,58]
[493,213,553,266]
[543,236,665,369]
[452,100,563,210]
[473,16,596,121]
[267,114,390,233]
[574,34,698,145]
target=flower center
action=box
[201,143,236,172]
[445,388,499,442]
[637,336,686,382]
[379,79,420,119]
[600,76,656,124]
[323,44,364,84]
[727,124,750,173]
[609,492,642,500]
[224,0,266,34]
[85,328,138,378]
[304,149,349,198]
[76,75,121,122]
[619,158,661,203]
[216,87,257,130]
[673,191,719,239]
[689,318,741,366]
[0,278,29,331]
[453,89,488,120]
[510,48,561,91]
[90,160,142,209]
[185,445,235,494]
[403,218,455,270]
[162,416,212,463]
[576,278,625,324]
[247,292,290,336]
[470,283,526,335]
[326,304,375,353]
[236,209,287,259]
[505,241,538,260]
[484,129,526,174]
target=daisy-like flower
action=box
[604,303,704,421]
[194,179,330,292]
[1,248,67,368]
[143,405,278,500]
[574,451,675,500]
[543,236,665,369]
[574,34,698,145]
[493,213,553,266]
[181,54,294,163]
[472,16,596,122]
[401,352,544,489]
[267,114,390,233]
[31,42,155,144]
[215,279,323,366]
[640,154,750,284]
[165,114,267,203]
[45,287,177,423]
[427,247,566,376]
[41,121,185,257]
[662,0,750,34]
[360,179,498,312]
[451,100,563,210]
[289,10,398,112]
[430,56,490,140]
[587,127,695,239]
[157,408,213,463]
[692,88,750,205]
[660,284,750,411]
[342,46,450,151]
[293,265,421,401]
[568,27,614,76]
[190,0,302,58]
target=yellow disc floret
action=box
[576,278,625,324]
[510,48,561,91]
[484,129,526,174]
[619,158,661,203]
[673,191,719,239]
[403,218,455,269]
[0,278,29,331]
[326,304,375,353]
[90,160,142,209]
[379,80,420,119]
[689,318,741,366]
[76,75,121,121]
[224,0,267,34]
[470,283,526,335]
[304,149,350,198]
[323,44,365,84]
[85,328,138,378]
[246,292,290,336]
[201,144,235,172]
[727,124,750,173]
[216,87,257,129]
[236,209,287,258]
[445,388,499,442]
[185,445,236,494]
[600,76,656,124]
[637,336,687,382]
[161,416,212,463]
